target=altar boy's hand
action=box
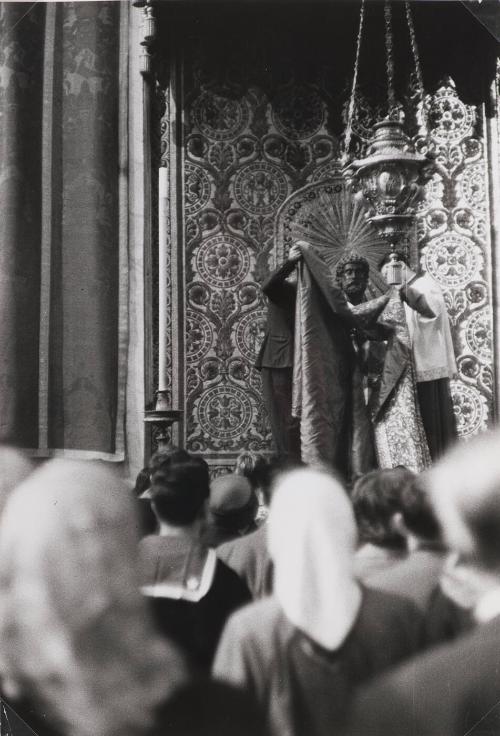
[288,243,303,263]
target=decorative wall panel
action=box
[164,42,495,470]
[418,80,494,438]
[179,57,341,470]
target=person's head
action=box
[206,473,258,543]
[0,459,188,736]
[336,252,370,304]
[352,467,416,550]
[234,451,269,489]
[427,429,500,572]
[397,472,442,545]
[268,468,361,650]
[149,449,210,527]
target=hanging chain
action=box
[384,0,396,118]
[405,0,428,136]
[343,0,365,163]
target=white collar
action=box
[141,548,217,603]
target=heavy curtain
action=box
[0,2,130,460]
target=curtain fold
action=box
[0,2,129,460]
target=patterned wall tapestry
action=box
[178,69,342,471]
[418,80,494,438]
[167,53,495,471]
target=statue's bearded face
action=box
[339,262,368,300]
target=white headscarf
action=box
[427,428,500,557]
[268,468,362,651]
[0,459,188,736]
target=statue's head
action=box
[336,252,370,304]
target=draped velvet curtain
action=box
[0,2,130,460]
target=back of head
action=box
[0,459,188,736]
[268,468,360,650]
[234,451,269,486]
[352,467,415,549]
[427,429,500,570]
[150,449,210,526]
[208,473,257,534]
[400,473,442,543]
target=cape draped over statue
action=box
[291,243,389,476]
[290,243,431,475]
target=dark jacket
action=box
[214,586,424,736]
[347,614,500,736]
[140,535,251,672]
[255,260,297,369]
[217,524,273,599]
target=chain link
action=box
[384,0,396,118]
[343,0,365,163]
[405,0,427,135]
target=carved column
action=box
[134,0,182,454]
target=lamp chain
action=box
[405,0,428,136]
[384,0,396,118]
[343,0,365,163]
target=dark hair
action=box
[234,451,270,491]
[133,467,150,497]
[149,449,210,526]
[351,467,415,549]
[400,474,441,542]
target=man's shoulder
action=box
[384,614,500,693]
[367,549,446,604]
[225,596,283,634]
[360,584,423,626]
[217,525,267,561]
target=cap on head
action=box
[208,474,257,531]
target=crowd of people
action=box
[1,432,500,736]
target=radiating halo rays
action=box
[288,185,389,293]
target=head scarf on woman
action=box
[0,459,188,736]
[268,468,361,651]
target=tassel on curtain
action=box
[0,2,128,460]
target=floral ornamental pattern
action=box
[427,85,475,144]
[272,84,325,140]
[197,385,253,441]
[465,310,492,364]
[234,162,289,214]
[423,233,482,289]
[417,80,493,437]
[185,162,212,215]
[179,50,342,470]
[195,235,250,288]
[171,50,493,469]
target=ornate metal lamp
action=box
[343,1,434,255]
